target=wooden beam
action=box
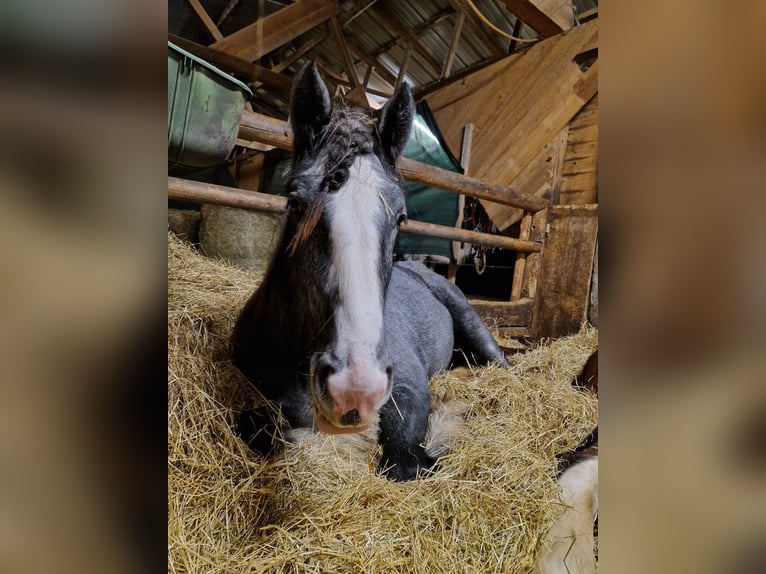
[344,34,398,88]
[441,12,465,79]
[215,0,242,27]
[168,34,292,92]
[329,17,360,88]
[272,28,329,73]
[340,0,380,26]
[499,0,574,38]
[447,0,503,57]
[185,0,224,42]
[236,110,549,212]
[395,42,413,89]
[371,6,443,76]
[167,177,542,253]
[211,0,339,62]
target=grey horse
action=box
[232,62,509,480]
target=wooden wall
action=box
[424,18,597,233]
[423,20,599,339]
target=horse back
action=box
[389,261,509,368]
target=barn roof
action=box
[168,0,597,118]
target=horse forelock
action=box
[287,105,381,256]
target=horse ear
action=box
[377,82,414,167]
[290,61,332,158]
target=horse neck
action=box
[248,228,332,357]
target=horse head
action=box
[285,62,414,435]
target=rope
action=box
[464,0,540,43]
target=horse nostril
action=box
[339,409,361,427]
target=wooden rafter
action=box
[371,9,453,58]
[169,34,292,92]
[215,0,242,27]
[329,17,360,88]
[185,0,223,42]
[447,0,503,57]
[395,42,414,89]
[341,0,380,26]
[371,6,443,76]
[441,12,465,79]
[499,0,574,38]
[211,0,339,62]
[344,34,398,88]
[272,27,330,73]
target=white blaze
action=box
[327,155,385,364]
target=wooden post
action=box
[510,212,533,301]
[530,204,597,338]
[448,122,474,283]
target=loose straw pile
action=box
[168,233,597,574]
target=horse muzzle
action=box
[311,352,393,434]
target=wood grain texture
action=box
[532,204,598,338]
[425,19,598,232]
[211,0,339,61]
[559,94,598,205]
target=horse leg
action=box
[378,377,434,481]
[236,387,314,457]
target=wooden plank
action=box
[469,298,534,327]
[237,109,550,212]
[486,126,568,230]
[560,94,598,205]
[425,19,598,231]
[185,0,224,41]
[211,0,339,62]
[499,0,574,38]
[441,12,465,79]
[532,204,598,338]
[168,34,292,92]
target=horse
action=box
[232,61,509,481]
[535,350,599,573]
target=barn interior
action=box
[168,0,599,341]
[168,1,599,572]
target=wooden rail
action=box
[237,111,549,212]
[168,177,542,253]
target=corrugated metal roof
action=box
[168,0,598,117]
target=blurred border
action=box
[1,1,764,572]
[0,2,168,573]
[600,1,766,572]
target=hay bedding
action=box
[168,233,598,574]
